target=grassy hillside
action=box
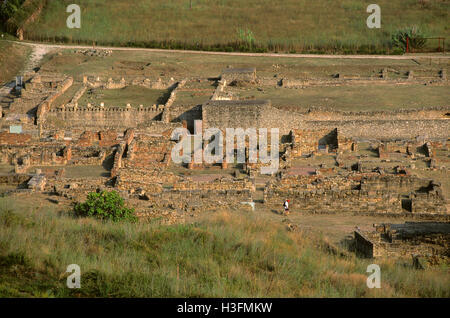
[0,40,31,85]
[21,0,450,54]
[0,198,449,297]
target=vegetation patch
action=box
[0,202,448,297]
[0,41,31,85]
[18,0,450,54]
[74,191,137,222]
[77,86,170,107]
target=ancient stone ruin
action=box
[0,55,448,261]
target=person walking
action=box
[283,199,290,215]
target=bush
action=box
[391,26,427,52]
[74,191,137,222]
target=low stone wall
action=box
[161,80,186,123]
[173,178,254,192]
[355,222,450,259]
[51,177,107,201]
[115,169,254,212]
[76,130,119,148]
[302,119,450,141]
[115,168,182,193]
[44,106,164,130]
[300,107,450,121]
[0,174,31,186]
[111,129,134,177]
[264,174,447,215]
[36,76,74,124]
[221,68,256,84]
[85,76,175,90]
[157,188,253,211]
[0,132,32,145]
[66,85,88,107]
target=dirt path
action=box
[0,42,52,106]
[0,44,50,102]
[23,44,50,73]
[8,40,450,60]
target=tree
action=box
[0,0,25,23]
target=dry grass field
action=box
[0,194,448,297]
[0,41,30,85]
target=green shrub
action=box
[74,191,137,222]
[391,26,427,52]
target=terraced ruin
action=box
[0,46,449,267]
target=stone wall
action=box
[167,105,202,132]
[43,80,186,130]
[36,76,74,124]
[302,119,450,141]
[202,99,303,136]
[161,80,186,123]
[0,174,31,186]
[121,134,174,170]
[111,129,135,177]
[85,76,175,90]
[300,108,450,121]
[264,174,447,215]
[0,132,32,145]
[285,128,355,159]
[355,222,450,260]
[44,106,164,130]
[115,168,182,194]
[221,68,256,84]
[117,173,254,212]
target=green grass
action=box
[33,165,111,178]
[21,0,450,54]
[52,83,83,107]
[238,85,450,112]
[0,199,448,297]
[77,86,170,107]
[39,48,449,83]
